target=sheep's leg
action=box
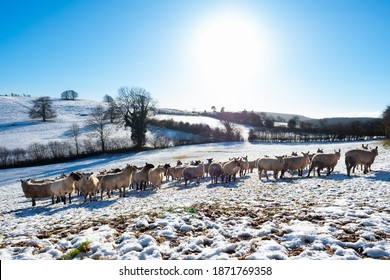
[316,168,321,177]
[51,196,55,204]
[32,198,36,207]
[68,193,72,204]
[307,167,313,177]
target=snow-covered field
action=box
[0,96,250,150]
[0,140,389,260]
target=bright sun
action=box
[191,10,265,90]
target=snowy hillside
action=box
[0,96,389,260]
[0,140,389,260]
[0,96,247,150]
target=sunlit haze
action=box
[0,0,389,119]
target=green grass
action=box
[78,240,92,253]
[62,240,92,260]
[62,249,80,260]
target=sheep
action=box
[162,163,171,181]
[222,158,241,182]
[148,167,165,190]
[280,152,310,178]
[49,172,81,204]
[183,163,205,186]
[99,164,137,198]
[239,156,250,177]
[133,163,155,190]
[168,165,188,182]
[78,172,99,203]
[353,144,370,172]
[307,149,341,177]
[203,158,213,177]
[257,156,285,180]
[345,146,378,176]
[208,162,224,183]
[21,179,55,207]
[248,159,257,173]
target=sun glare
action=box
[191,10,266,95]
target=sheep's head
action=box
[334,149,341,159]
[275,156,284,164]
[83,172,94,181]
[145,163,155,169]
[69,172,82,181]
[317,148,323,153]
[301,152,310,158]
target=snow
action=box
[0,97,389,260]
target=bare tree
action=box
[29,97,57,122]
[87,105,110,152]
[116,86,156,148]
[69,122,81,155]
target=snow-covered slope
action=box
[0,97,245,149]
[0,97,389,260]
[0,140,389,260]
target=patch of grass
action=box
[78,240,92,253]
[182,206,198,214]
[383,139,390,148]
[62,240,92,260]
[62,248,80,260]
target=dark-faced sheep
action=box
[133,163,155,190]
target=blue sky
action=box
[0,0,389,118]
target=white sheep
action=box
[20,179,55,207]
[345,146,378,176]
[281,152,310,178]
[183,163,205,186]
[49,172,81,204]
[99,164,137,198]
[257,156,285,180]
[307,149,341,177]
[148,167,165,190]
[222,158,241,182]
[208,162,224,184]
[248,159,257,173]
[168,165,188,182]
[78,172,100,202]
[239,156,250,176]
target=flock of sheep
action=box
[20,144,379,207]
